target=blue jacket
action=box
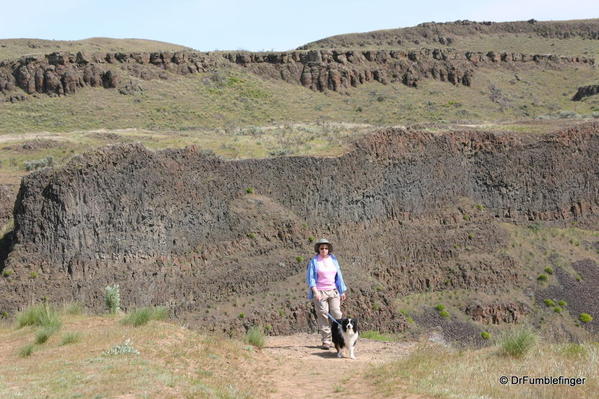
[306,254,347,299]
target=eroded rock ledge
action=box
[573,84,599,101]
[1,124,597,334]
[0,48,594,101]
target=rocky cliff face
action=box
[1,124,597,334]
[573,84,599,101]
[0,51,221,101]
[0,48,594,101]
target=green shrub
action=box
[2,268,13,277]
[246,326,265,348]
[238,313,245,319]
[481,331,491,340]
[439,310,450,318]
[557,110,580,119]
[579,313,593,323]
[434,304,446,311]
[361,330,395,341]
[544,266,554,274]
[245,187,254,194]
[16,303,62,329]
[537,274,548,282]
[528,223,541,232]
[543,299,555,307]
[246,232,256,239]
[499,327,537,358]
[120,306,168,327]
[558,300,567,307]
[62,302,84,315]
[0,311,8,319]
[35,325,59,344]
[295,256,305,263]
[18,343,35,358]
[553,306,562,313]
[104,284,121,314]
[29,271,38,279]
[308,236,315,243]
[24,156,54,171]
[60,332,81,346]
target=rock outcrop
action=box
[300,19,599,50]
[0,123,597,334]
[572,84,599,101]
[0,51,221,100]
[0,48,594,101]
[465,302,528,324]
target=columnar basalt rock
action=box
[0,124,597,334]
[0,48,594,101]
[0,51,222,100]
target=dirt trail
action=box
[251,333,423,399]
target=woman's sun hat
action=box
[314,238,333,254]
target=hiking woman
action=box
[306,238,347,349]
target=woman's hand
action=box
[340,293,347,301]
[313,288,321,301]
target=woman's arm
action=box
[306,258,321,300]
[332,256,348,298]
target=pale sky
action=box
[1,0,598,51]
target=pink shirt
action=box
[315,255,337,290]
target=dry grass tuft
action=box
[365,341,599,398]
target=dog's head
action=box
[341,317,358,333]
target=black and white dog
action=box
[331,317,359,359]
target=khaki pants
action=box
[312,289,342,345]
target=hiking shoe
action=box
[321,343,332,350]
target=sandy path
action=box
[251,333,423,399]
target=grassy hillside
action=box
[366,341,598,398]
[2,19,598,141]
[1,62,597,135]
[299,19,599,58]
[1,60,597,184]
[1,66,596,185]
[0,37,191,60]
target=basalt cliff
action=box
[1,123,598,339]
[0,48,594,102]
